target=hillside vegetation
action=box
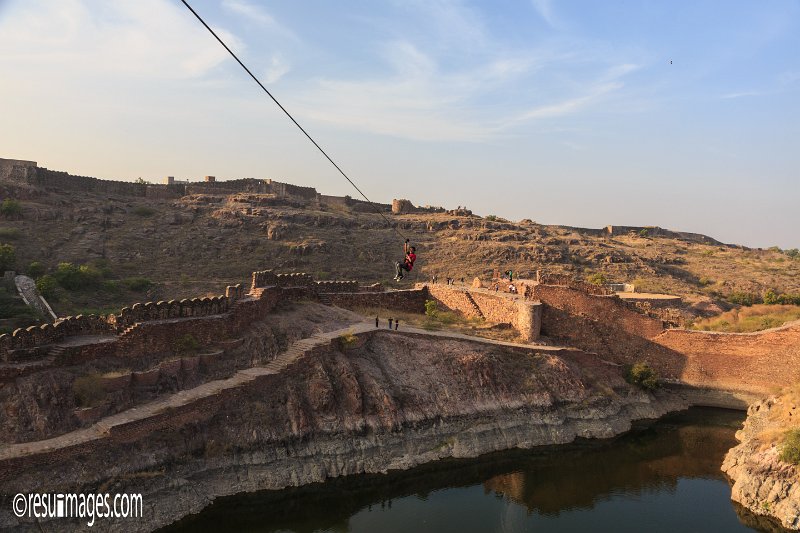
[1,175,799,322]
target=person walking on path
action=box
[375,316,379,328]
[394,319,399,330]
[388,318,393,329]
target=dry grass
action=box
[755,383,800,449]
[690,304,800,333]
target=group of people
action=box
[376,316,400,330]
[429,276,464,285]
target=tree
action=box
[0,243,15,272]
[0,199,22,219]
[27,261,45,279]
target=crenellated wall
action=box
[0,284,244,362]
[313,281,359,293]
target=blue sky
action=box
[0,0,798,248]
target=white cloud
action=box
[221,0,275,26]
[531,0,558,27]
[721,90,761,99]
[264,54,290,84]
[0,0,244,79]
[286,50,638,142]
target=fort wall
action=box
[425,285,542,341]
[322,289,429,314]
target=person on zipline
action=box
[394,239,417,281]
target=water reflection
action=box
[164,408,780,532]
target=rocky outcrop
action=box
[722,395,800,530]
[1,331,689,531]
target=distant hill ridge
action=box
[0,156,726,246]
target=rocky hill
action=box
[1,157,799,320]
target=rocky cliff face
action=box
[1,332,689,531]
[722,395,800,530]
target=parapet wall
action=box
[34,168,148,196]
[313,281,359,293]
[425,285,542,341]
[322,289,429,314]
[531,284,666,340]
[0,283,244,361]
[0,315,113,358]
[535,271,614,296]
[655,325,800,393]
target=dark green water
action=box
[166,408,782,533]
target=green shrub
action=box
[728,291,758,306]
[53,262,101,290]
[0,199,22,218]
[27,261,45,279]
[698,277,713,286]
[485,215,498,221]
[764,289,780,305]
[73,375,105,407]
[425,299,438,317]
[587,272,607,286]
[91,258,114,278]
[337,330,359,350]
[625,362,659,390]
[36,275,58,299]
[174,334,200,354]
[132,206,156,217]
[100,280,121,294]
[0,243,15,272]
[779,429,800,465]
[638,228,649,237]
[762,289,800,306]
[122,277,153,292]
[785,248,799,259]
[0,227,20,240]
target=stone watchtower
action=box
[392,199,415,214]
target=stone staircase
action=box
[47,345,67,360]
[317,294,333,306]
[118,323,141,337]
[464,291,485,319]
[249,287,267,299]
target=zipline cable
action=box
[179,0,408,241]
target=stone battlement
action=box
[0,271,419,365]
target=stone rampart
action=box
[322,289,429,314]
[425,285,542,341]
[426,285,483,319]
[655,325,800,393]
[313,281,359,293]
[266,179,317,200]
[531,284,665,339]
[251,269,279,289]
[112,294,234,330]
[0,315,114,361]
[0,158,37,181]
[276,273,314,287]
[34,168,148,196]
[535,271,614,296]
